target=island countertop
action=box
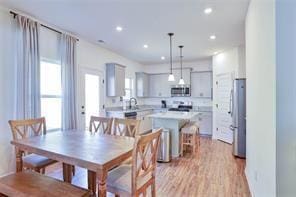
[147,111,200,120]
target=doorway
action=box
[78,68,104,130]
[215,73,233,144]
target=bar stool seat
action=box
[180,122,200,156]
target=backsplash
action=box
[142,97,212,107]
[105,96,212,108]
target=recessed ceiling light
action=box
[204,8,213,14]
[116,26,123,32]
[143,44,149,49]
[161,56,165,60]
[210,35,216,40]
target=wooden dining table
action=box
[10,130,135,196]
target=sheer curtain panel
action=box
[15,15,41,119]
[60,34,77,130]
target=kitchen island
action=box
[148,111,199,157]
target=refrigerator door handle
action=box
[228,89,233,116]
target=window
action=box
[40,60,62,130]
[124,78,133,100]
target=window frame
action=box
[40,58,62,132]
[124,78,134,100]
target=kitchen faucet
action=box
[129,97,137,109]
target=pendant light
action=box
[178,45,185,85]
[168,33,175,81]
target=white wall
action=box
[142,59,213,106]
[211,46,246,139]
[276,0,296,196]
[0,7,16,176]
[77,40,145,108]
[245,0,276,196]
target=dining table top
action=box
[11,130,135,171]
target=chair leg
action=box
[151,178,156,197]
[34,168,41,173]
[41,168,45,174]
[180,133,183,156]
[72,165,75,176]
[192,134,196,155]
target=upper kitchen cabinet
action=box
[149,74,171,97]
[172,68,191,85]
[136,72,149,97]
[191,71,212,98]
[106,63,126,97]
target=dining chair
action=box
[106,128,162,197]
[8,117,57,174]
[112,118,141,137]
[89,116,113,134]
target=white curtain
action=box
[61,34,77,130]
[15,15,41,120]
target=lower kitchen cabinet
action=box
[106,110,153,134]
[193,112,212,135]
[137,110,153,134]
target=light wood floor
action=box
[46,137,250,197]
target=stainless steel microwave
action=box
[171,85,191,97]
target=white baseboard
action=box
[245,167,254,197]
[0,171,14,178]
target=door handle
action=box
[81,112,85,115]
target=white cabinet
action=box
[106,63,126,97]
[191,71,212,98]
[149,74,171,97]
[136,72,149,97]
[171,68,191,85]
[193,112,212,135]
[137,110,153,134]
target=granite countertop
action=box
[105,105,166,113]
[147,111,200,120]
[105,105,213,113]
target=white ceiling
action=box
[0,0,250,65]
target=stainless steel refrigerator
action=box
[229,79,246,158]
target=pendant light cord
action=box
[179,45,184,79]
[168,33,174,74]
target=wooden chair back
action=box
[89,116,113,134]
[131,129,162,196]
[113,118,141,137]
[8,117,46,140]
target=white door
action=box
[78,68,104,130]
[216,73,233,144]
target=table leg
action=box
[62,163,73,183]
[16,150,23,172]
[87,170,97,195]
[97,170,107,197]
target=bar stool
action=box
[180,122,200,156]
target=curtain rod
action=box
[10,11,79,41]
